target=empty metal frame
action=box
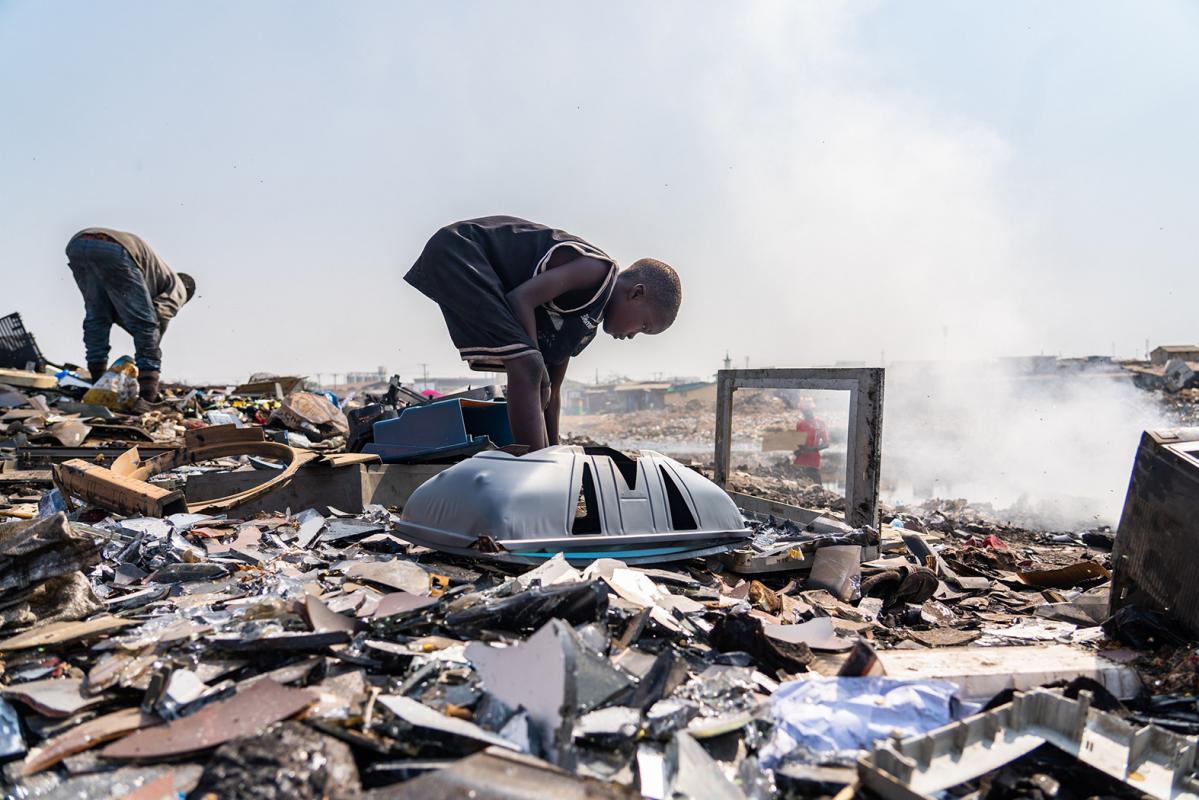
[714,368,885,529]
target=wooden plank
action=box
[0,368,55,389]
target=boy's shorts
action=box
[405,228,539,372]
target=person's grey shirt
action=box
[70,227,188,324]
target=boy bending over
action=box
[406,216,681,450]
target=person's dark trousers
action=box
[66,238,162,374]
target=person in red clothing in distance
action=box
[792,396,829,485]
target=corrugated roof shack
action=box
[582,382,671,413]
[1150,345,1199,366]
[664,381,718,408]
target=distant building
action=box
[582,382,671,413]
[1151,346,1199,367]
[345,367,388,384]
[560,380,589,415]
[664,381,717,408]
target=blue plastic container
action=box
[363,399,512,463]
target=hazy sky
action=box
[2,1,1196,384]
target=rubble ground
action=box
[1,368,1198,799]
[0,499,1162,799]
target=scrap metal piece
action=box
[303,596,358,633]
[105,585,170,612]
[344,558,430,594]
[11,764,203,800]
[234,375,306,397]
[729,492,854,536]
[467,618,632,765]
[189,720,361,800]
[390,746,639,799]
[41,419,93,447]
[269,391,349,438]
[371,591,437,619]
[0,312,48,371]
[858,689,1199,800]
[763,617,856,653]
[149,562,230,583]
[714,367,884,529]
[0,512,102,594]
[710,613,813,674]
[396,445,751,565]
[1111,428,1199,638]
[2,678,109,718]
[151,669,210,718]
[21,706,158,775]
[102,678,315,759]
[727,526,881,577]
[0,615,134,651]
[208,631,352,653]
[1164,358,1197,393]
[446,579,608,633]
[124,770,179,800]
[376,695,519,752]
[806,545,862,602]
[672,731,748,800]
[1,570,102,632]
[1019,561,1109,589]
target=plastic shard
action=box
[467,618,633,765]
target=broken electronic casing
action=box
[1110,428,1199,637]
[858,689,1199,800]
[51,425,317,517]
[394,445,751,564]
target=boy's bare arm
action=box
[545,359,569,445]
[502,257,606,451]
[504,256,610,344]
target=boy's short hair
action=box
[625,258,681,322]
